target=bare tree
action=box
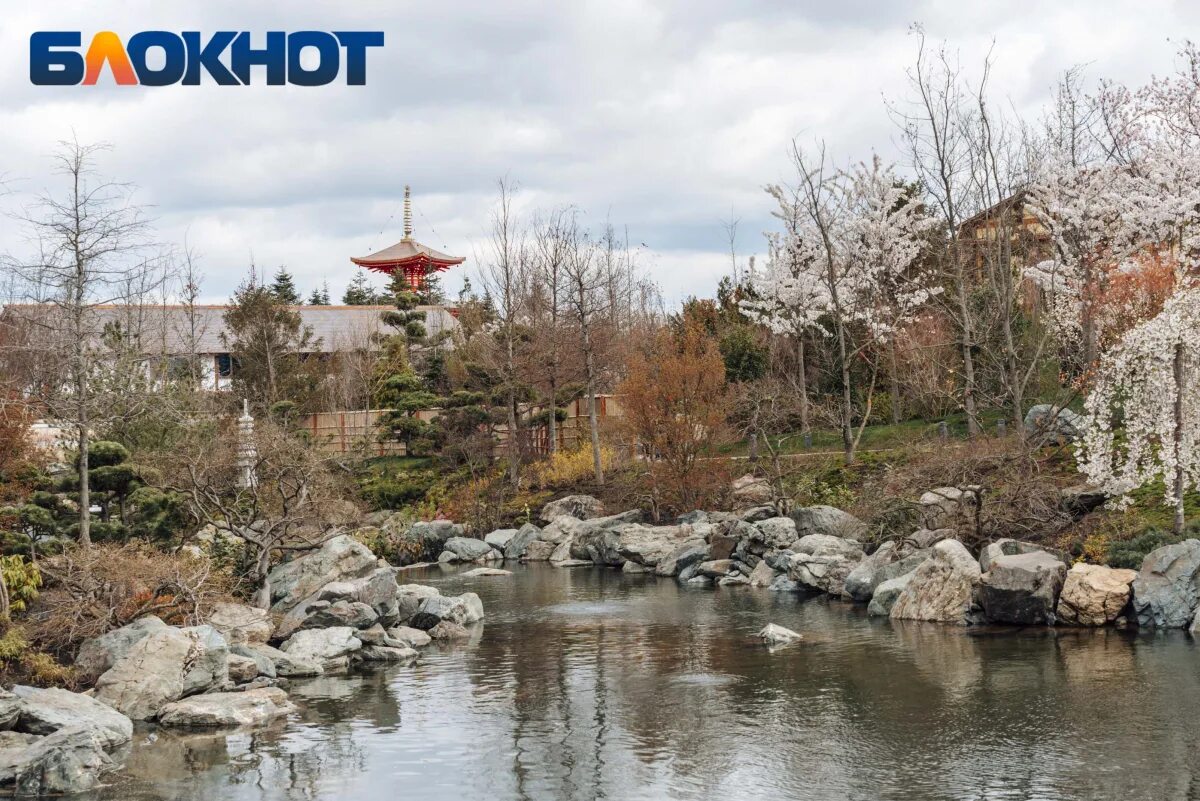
[478,178,529,487]
[563,230,609,484]
[529,207,575,455]
[6,139,158,547]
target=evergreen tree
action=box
[307,282,331,305]
[222,269,320,411]
[270,266,302,305]
[342,272,388,305]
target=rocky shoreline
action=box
[5,486,1198,796]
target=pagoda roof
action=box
[351,237,465,269]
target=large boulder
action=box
[503,524,542,560]
[235,643,322,678]
[208,603,273,646]
[978,551,1068,624]
[441,537,499,563]
[297,600,379,631]
[792,534,864,559]
[72,616,169,684]
[617,525,696,567]
[843,541,930,602]
[867,572,915,617]
[279,627,362,669]
[0,727,118,796]
[94,626,229,721]
[570,528,623,566]
[0,692,18,731]
[1132,539,1200,628]
[654,541,708,577]
[979,539,1070,573]
[158,687,294,729]
[394,584,441,626]
[408,593,484,630]
[539,495,605,523]
[751,517,798,549]
[483,528,518,550]
[787,551,862,596]
[790,505,866,541]
[10,687,132,751]
[731,474,774,507]
[391,520,465,564]
[1023,404,1085,444]
[538,516,585,544]
[524,540,557,561]
[1056,563,1137,626]
[757,623,802,646]
[267,535,378,615]
[890,539,981,625]
[918,487,975,530]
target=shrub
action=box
[0,556,41,616]
[0,625,74,688]
[1105,523,1200,569]
[27,543,235,659]
[535,445,616,488]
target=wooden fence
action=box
[301,395,624,457]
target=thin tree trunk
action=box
[836,318,854,464]
[253,547,272,610]
[889,339,902,425]
[547,372,558,455]
[77,424,91,547]
[583,329,603,484]
[1174,343,1187,536]
[956,274,980,438]
[797,336,810,437]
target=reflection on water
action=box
[91,564,1200,801]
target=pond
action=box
[92,563,1200,801]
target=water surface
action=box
[94,564,1200,801]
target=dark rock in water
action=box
[655,542,708,577]
[571,528,624,566]
[1132,539,1200,628]
[765,549,794,571]
[503,524,542,560]
[698,559,734,578]
[428,621,471,640]
[979,551,1068,624]
[768,574,802,592]
[867,572,915,616]
[844,541,931,602]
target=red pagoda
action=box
[351,185,464,291]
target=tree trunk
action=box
[836,319,855,464]
[1174,343,1187,536]
[889,339,902,425]
[583,330,603,485]
[77,424,91,548]
[547,372,558,456]
[797,336,810,437]
[253,546,272,610]
[957,279,980,438]
[507,390,520,488]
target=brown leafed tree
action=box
[618,323,730,515]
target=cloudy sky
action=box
[1,1,1196,305]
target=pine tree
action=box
[307,282,331,305]
[342,272,385,305]
[270,266,302,305]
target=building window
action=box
[216,353,234,377]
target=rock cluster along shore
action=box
[403,490,1200,635]
[0,534,485,795]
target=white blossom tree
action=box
[745,147,935,463]
[1079,285,1200,534]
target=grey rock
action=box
[158,687,294,729]
[792,534,864,559]
[787,552,861,596]
[443,536,499,563]
[979,551,1068,624]
[0,726,117,796]
[918,487,974,530]
[11,687,132,750]
[461,567,512,577]
[739,505,777,523]
[757,623,802,645]
[617,524,697,567]
[697,559,734,578]
[226,653,260,684]
[655,542,708,577]
[298,600,378,631]
[768,574,802,592]
[230,644,277,679]
[483,528,518,549]
[279,627,362,669]
[844,542,930,602]
[1132,539,1200,628]
[731,474,774,506]
[94,626,229,721]
[539,495,605,523]
[386,626,432,648]
[538,516,585,544]
[790,505,867,540]
[0,691,18,731]
[979,539,1070,573]
[428,620,471,640]
[267,535,378,615]
[523,540,557,561]
[1061,484,1109,517]
[868,572,916,617]
[72,616,169,684]
[390,520,465,565]
[356,645,419,663]
[503,523,542,560]
[718,574,750,586]
[237,643,321,678]
[1024,404,1085,444]
[207,602,273,646]
[890,539,981,625]
[752,517,798,549]
[570,528,624,566]
[394,584,441,625]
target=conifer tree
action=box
[270,266,302,305]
